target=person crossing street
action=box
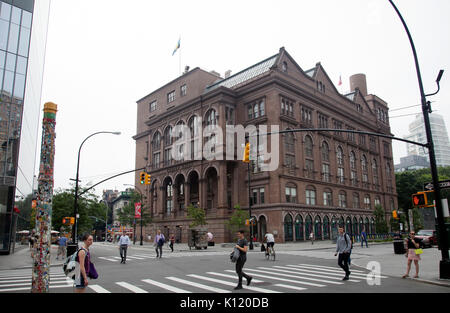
[118,231,131,264]
[334,227,352,280]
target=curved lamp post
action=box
[388,0,449,279]
[71,131,121,245]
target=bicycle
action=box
[265,244,276,261]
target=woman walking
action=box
[402,231,421,279]
[74,233,94,293]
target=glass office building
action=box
[0,0,50,254]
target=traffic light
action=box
[70,217,75,225]
[392,210,398,220]
[412,192,427,207]
[145,173,151,185]
[243,143,250,163]
[62,218,66,225]
[140,172,146,184]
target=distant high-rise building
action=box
[0,0,51,254]
[404,113,450,167]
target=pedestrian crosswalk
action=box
[0,262,385,293]
[97,251,230,262]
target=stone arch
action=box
[284,213,294,242]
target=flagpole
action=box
[179,36,181,76]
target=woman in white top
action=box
[74,234,93,293]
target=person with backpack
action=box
[169,234,175,252]
[334,227,352,280]
[361,229,368,248]
[74,234,94,293]
[154,230,165,258]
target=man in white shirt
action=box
[264,232,275,254]
[118,231,131,264]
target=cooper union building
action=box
[133,47,397,243]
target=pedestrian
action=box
[309,232,314,245]
[74,233,93,293]
[118,231,131,264]
[154,230,165,258]
[334,227,352,280]
[233,230,253,290]
[57,235,68,260]
[361,229,368,248]
[402,231,421,279]
[169,234,175,252]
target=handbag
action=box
[415,248,423,255]
[261,243,266,252]
[88,261,98,279]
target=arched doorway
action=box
[331,216,338,240]
[295,215,304,241]
[352,217,358,236]
[163,177,173,217]
[188,171,199,206]
[174,174,185,216]
[205,167,218,210]
[345,217,352,235]
[314,216,322,240]
[323,216,330,240]
[284,214,293,242]
[258,216,267,241]
[305,215,313,238]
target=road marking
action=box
[142,279,191,293]
[206,272,264,283]
[166,276,231,293]
[188,274,280,293]
[89,284,111,293]
[274,284,307,291]
[289,265,386,279]
[298,263,366,273]
[272,265,361,283]
[125,256,145,260]
[98,257,118,262]
[236,269,327,287]
[253,267,343,285]
[116,282,148,293]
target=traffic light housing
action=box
[139,172,146,184]
[412,192,427,207]
[392,210,398,220]
[70,217,75,225]
[145,174,151,185]
[243,143,250,163]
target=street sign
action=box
[423,179,450,191]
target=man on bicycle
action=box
[264,232,275,256]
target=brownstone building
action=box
[133,47,397,243]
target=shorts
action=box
[267,242,274,248]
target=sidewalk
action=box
[1,240,449,288]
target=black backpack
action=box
[343,233,353,249]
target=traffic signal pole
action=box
[388,0,449,279]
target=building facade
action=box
[0,0,50,254]
[134,48,397,243]
[405,113,450,167]
[394,154,430,172]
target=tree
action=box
[186,204,207,228]
[225,204,249,237]
[374,204,388,234]
[412,207,424,232]
[116,190,152,228]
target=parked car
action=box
[415,230,437,248]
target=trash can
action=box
[393,238,405,254]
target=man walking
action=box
[57,235,67,260]
[234,230,253,290]
[334,227,352,280]
[154,230,165,258]
[361,229,368,248]
[118,231,131,264]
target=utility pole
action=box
[31,102,57,293]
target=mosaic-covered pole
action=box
[31,102,57,293]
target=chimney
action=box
[349,73,368,96]
[225,70,232,78]
[210,70,221,77]
[184,66,190,74]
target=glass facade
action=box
[0,0,50,254]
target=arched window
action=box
[350,151,357,186]
[284,130,295,169]
[361,155,368,187]
[164,126,173,166]
[350,151,356,169]
[337,146,344,183]
[352,193,360,209]
[188,115,199,160]
[339,191,347,208]
[321,141,330,182]
[173,121,185,162]
[205,110,217,155]
[165,178,173,216]
[323,188,333,206]
[206,109,217,126]
[305,136,313,158]
[372,159,379,187]
[304,135,314,178]
[284,214,293,241]
[321,141,329,162]
[152,131,161,169]
[364,195,371,209]
[285,184,297,203]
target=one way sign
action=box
[423,180,450,191]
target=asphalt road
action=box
[1,242,447,294]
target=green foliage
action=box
[225,204,249,237]
[117,190,152,227]
[186,204,207,228]
[412,207,424,232]
[374,204,388,234]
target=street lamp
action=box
[389,0,449,279]
[71,131,121,247]
[124,184,145,246]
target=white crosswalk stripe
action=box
[0,263,383,293]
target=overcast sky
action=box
[39,0,450,198]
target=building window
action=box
[304,135,313,158]
[318,113,328,129]
[259,187,265,204]
[337,147,344,184]
[252,189,258,205]
[281,97,294,117]
[180,84,187,96]
[167,90,175,103]
[306,187,316,205]
[301,107,312,124]
[282,61,287,72]
[166,182,173,215]
[333,120,343,137]
[247,98,265,120]
[374,197,381,207]
[372,159,379,188]
[323,190,333,206]
[364,195,371,209]
[150,100,157,112]
[225,107,234,125]
[321,141,329,162]
[359,134,366,147]
[353,193,360,209]
[322,163,330,182]
[164,126,173,166]
[152,152,160,169]
[285,185,297,203]
[338,192,347,208]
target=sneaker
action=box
[234,285,243,290]
[247,277,252,286]
[342,276,349,281]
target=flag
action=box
[338,75,342,86]
[172,38,180,56]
